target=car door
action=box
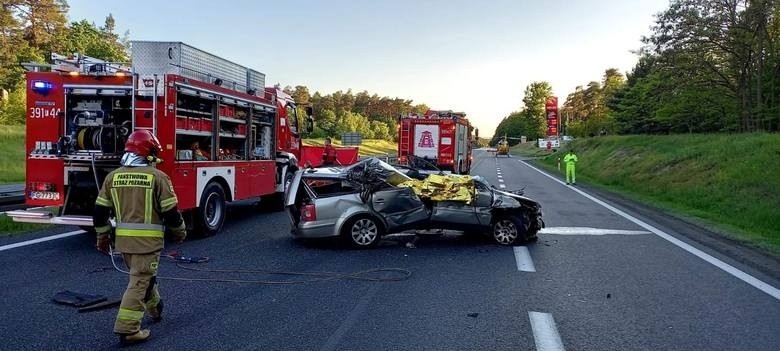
[429,200,481,230]
[370,187,429,232]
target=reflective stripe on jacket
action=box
[95,166,178,254]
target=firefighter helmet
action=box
[125,130,162,158]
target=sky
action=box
[68,0,669,137]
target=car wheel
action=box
[342,215,384,248]
[196,182,226,237]
[492,215,527,246]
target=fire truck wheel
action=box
[196,182,227,236]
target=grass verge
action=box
[0,213,53,237]
[0,125,25,184]
[514,134,780,256]
[304,138,397,156]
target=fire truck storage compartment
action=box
[131,41,266,96]
[250,107,275,160]
[64,88,132,154]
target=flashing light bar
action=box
[31,80,53,94]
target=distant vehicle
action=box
[285,158,544,248]
[496,138,510,157]
[397,110,473,174]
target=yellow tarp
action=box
[398,174,475,204]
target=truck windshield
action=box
[286,103,299,135]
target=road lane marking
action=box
[540,227,651,235]
[513,246,536,272]
[498,179,504,183]
[499,184,506,189]
[520,161,780,300]
[0,230,86,252]
[529,311,565,351]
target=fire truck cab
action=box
[397,110,473,174]
[9,41,314,236]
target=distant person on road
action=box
[93,130,186,346]
[322,137,338,166]
[564,149,578,185]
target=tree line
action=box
[284,85,429,141]
[494,0,778,142]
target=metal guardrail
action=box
[0,184,24,205]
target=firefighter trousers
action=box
[566,164,576,184]
[114,251,162,334]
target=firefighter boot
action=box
[119,329,151,345]
[148,299,163,322]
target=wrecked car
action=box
[284,158,544,248]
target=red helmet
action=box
[125,130,162,157]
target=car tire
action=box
[491,215,529,246]
[195,182,227,237]
[342,215,384,249]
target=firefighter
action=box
[322,137,338,166]
[564,149,578,185]
[93,130,186,345]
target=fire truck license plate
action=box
[29,191,60,200]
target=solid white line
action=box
[520,161,780,300]
[513,246,536,272]
[528,311,565,351]
[540,227,651,235]
[0,230,85,252]
[499,184,506,189]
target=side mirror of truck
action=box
[306,115,314,134]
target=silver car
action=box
[285,158,544,248]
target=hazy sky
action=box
[69,0,669,137]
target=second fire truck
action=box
[397,110,474,174]
[9,41,351,235]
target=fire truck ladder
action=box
[399,121,411,159]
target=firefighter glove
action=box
[96,235,111,255]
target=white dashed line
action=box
[520,160,780,300]
[529,311,565,351]
[0,230,86,252]
[499,184,506,189]
[513,246,536,272]
[498,179,504,183]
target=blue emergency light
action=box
[32,80,53,93]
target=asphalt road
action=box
[0,150,778,350]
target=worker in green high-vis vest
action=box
[563,150,578,185]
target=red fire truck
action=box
[9,41,352,235]
[397,110,473,174]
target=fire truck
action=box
[397,110,473,174]
[8,41,346,236]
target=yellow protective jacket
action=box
[95,166,182,254]
[563,153,578,166]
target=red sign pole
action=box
[545,97,559,137]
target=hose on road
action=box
[109,248,412,284]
